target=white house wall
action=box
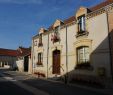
[87,13,111,77]
[16,60,24,72]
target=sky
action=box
[0,0,105,49]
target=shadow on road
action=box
[21,78,107,95]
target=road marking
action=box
[3,77,17,81]
[0,72,50,95]
[0,73,17,81]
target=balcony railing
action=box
[38,43,43,47]
[51,34,60,43]
[76,31,89,38]
[37,62,43,65]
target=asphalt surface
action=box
[0,75,34,95]
[21,78,107,95]
[0,68,109,95]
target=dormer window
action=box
[39,28,47,35]
[51,32,59,43]
[38,34,43,47]
[37,52,43,65]
[51,19,62,43]
[75,7,89,38]
[51,26,60,43]
[53,19,64,29]
[55,26,59,32]
[76,15,89,38]
[78,14,85,32]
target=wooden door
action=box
[53,50,60,74]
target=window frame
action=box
[77,46,90,65]
[37,52,43,65]
[38,34,43,47]
[77,14,86,32]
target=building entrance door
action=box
[52,50,60,74]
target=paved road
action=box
[0,75,34,95]
[0,68,49,95]
[0,68,109,95]
[22,78,107,95]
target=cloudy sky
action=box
[0,0,105,49]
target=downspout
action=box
[32,39,34,74]
[65,25,68,84]
[47,33,49,78]
[106,9,113,81]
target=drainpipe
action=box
[32,39,34,74]
[65,25,68,84]
[47,33,49,78]
[106,9,113,82]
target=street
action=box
[0,70,34,95]
[0,68,109,95]
[0,80,34,95]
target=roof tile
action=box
[90,0,113,11]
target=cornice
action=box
[86,3,113,19]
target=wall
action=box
[87,13,111,77]
[16,59,24,72]
[0,55,17,69]
[108,8,113,77]
[32,11,111,80]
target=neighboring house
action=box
[16,47,31,72]
[0,47,31,73]
[0,48,17,69]
[31,0,113,86]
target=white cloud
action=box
[0,0,43,4]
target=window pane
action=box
[77,46,89,64]
[78,15,85,32]
[38,53,43,65]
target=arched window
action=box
[77,46,89,64]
